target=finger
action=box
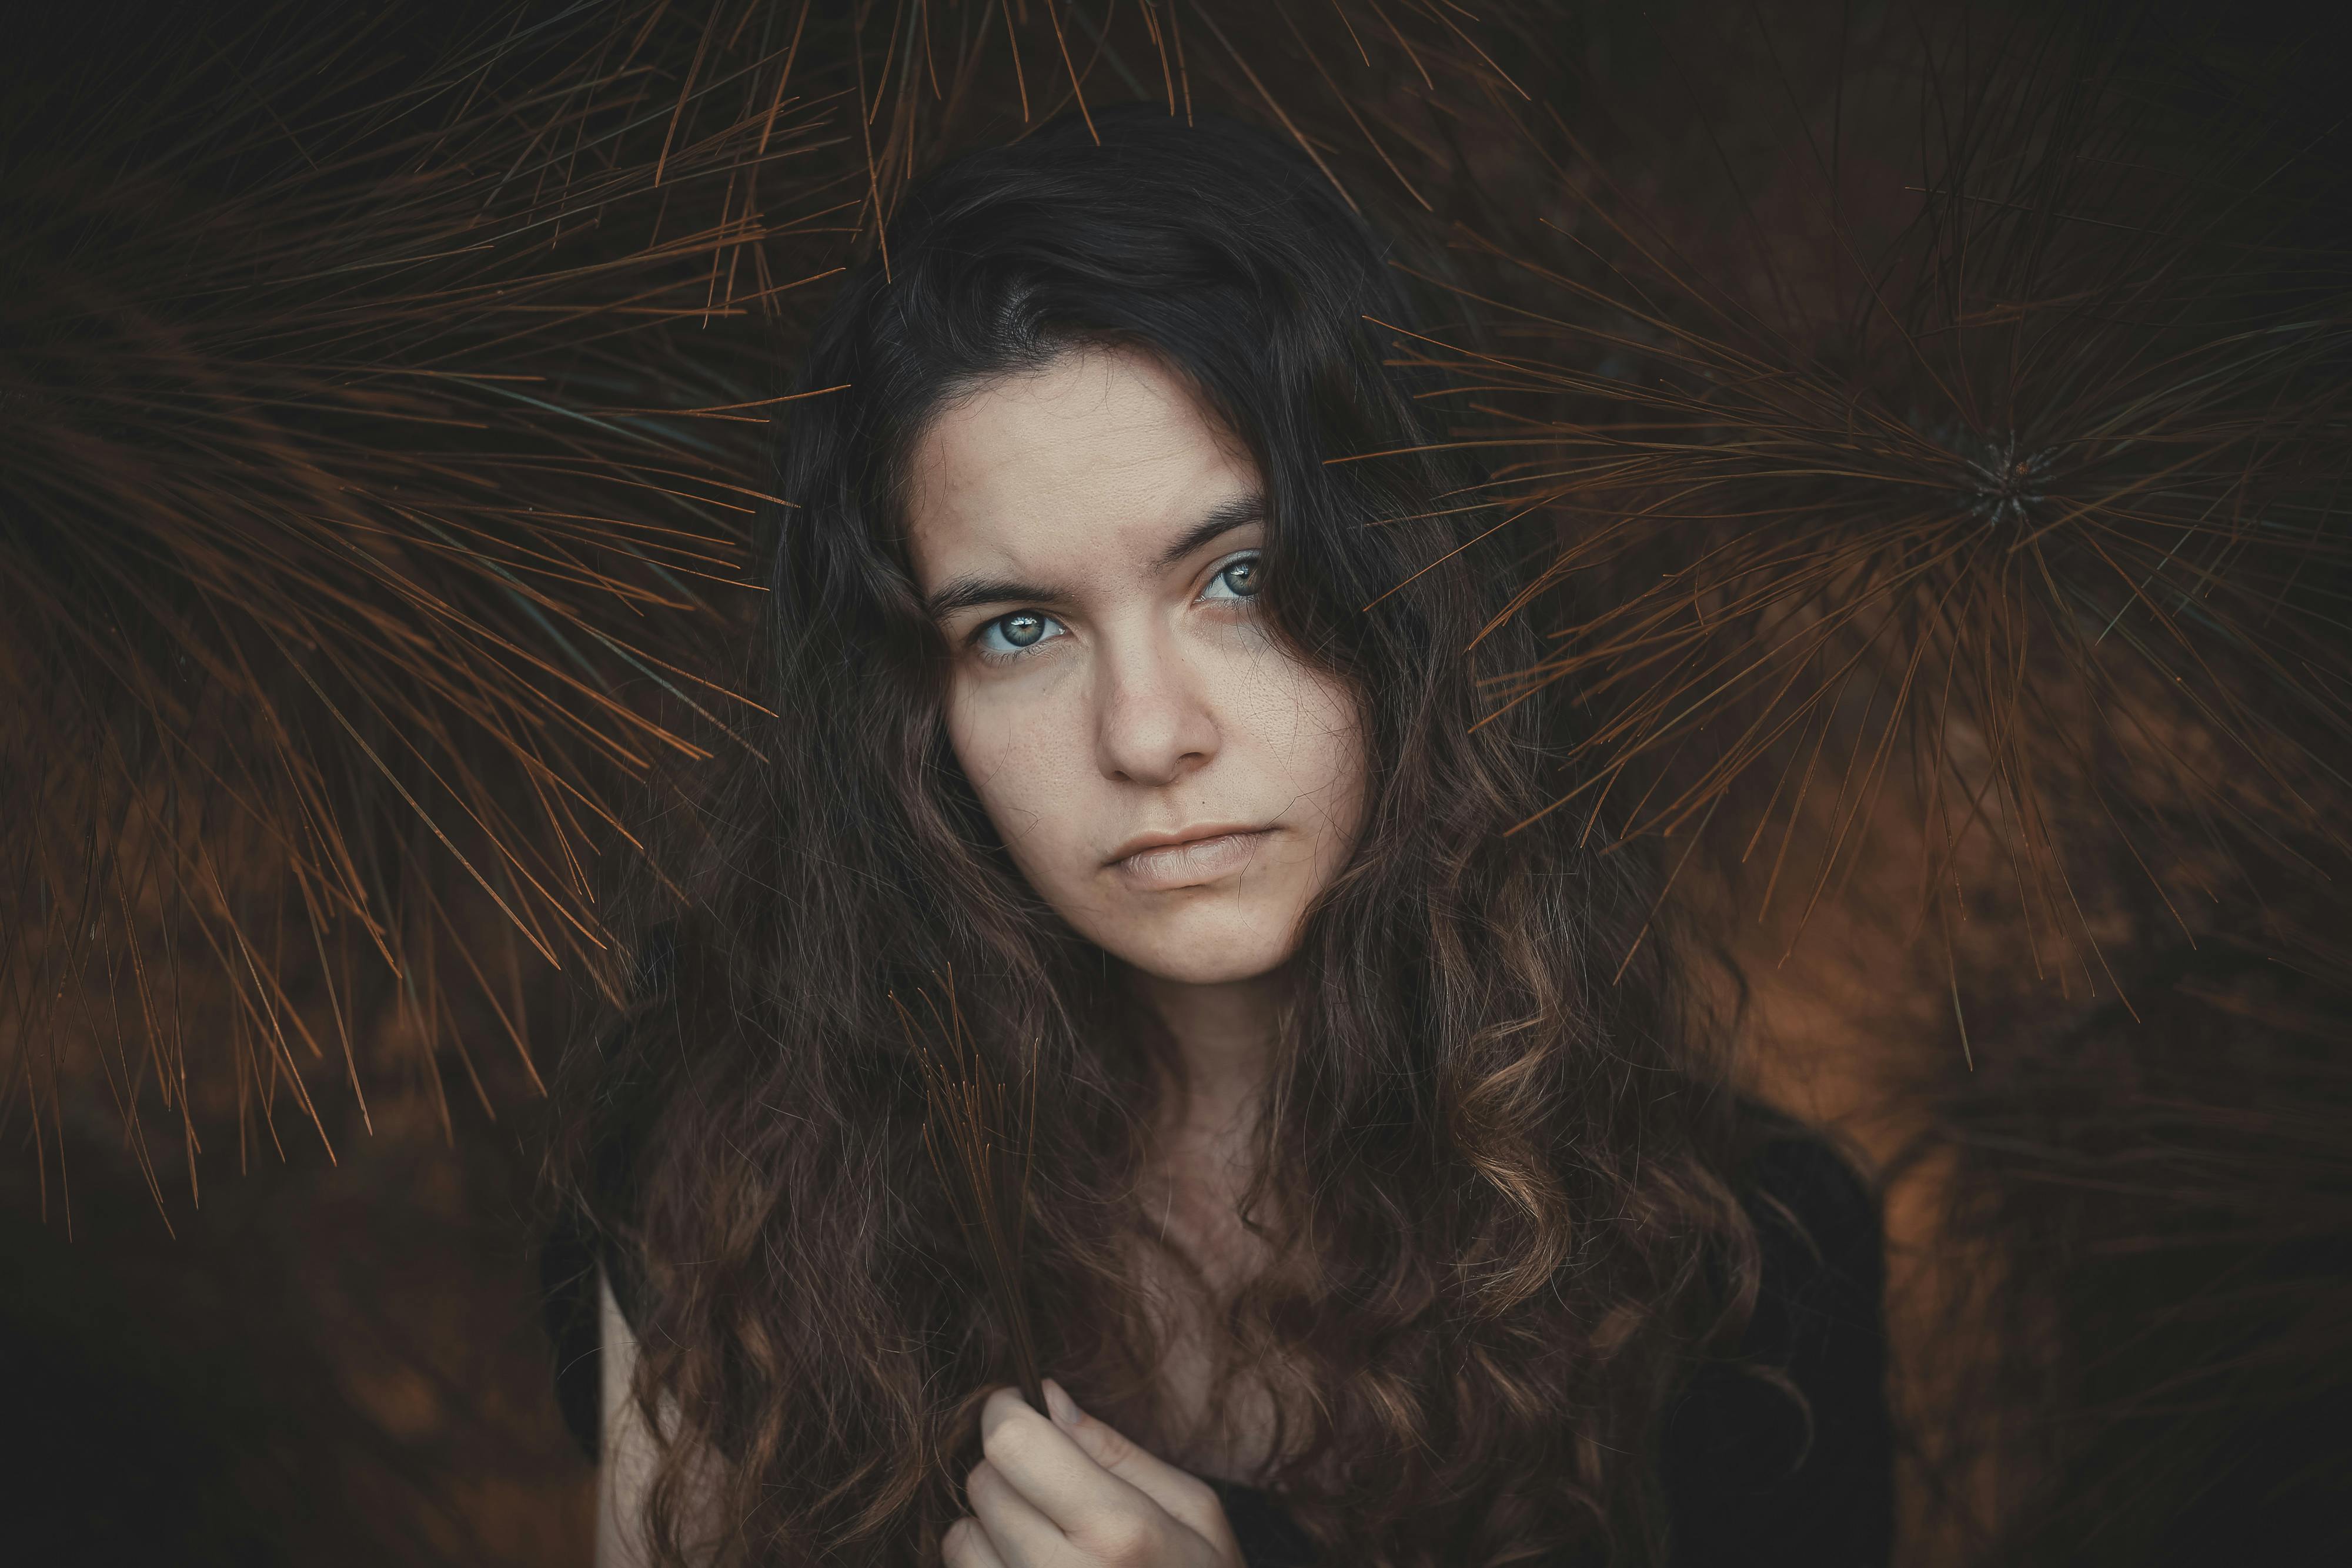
[966,1454,1074,1566]
[942,1515,1009,1568]
[975,1384,1152,1540]
[1041,1379,1237,1553]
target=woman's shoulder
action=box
[543,1202,660,1464]
[1658,1111,1893,1567]
[542,921,681,1463]
[1736,1117,1886,1328]
[542,1209,608,1462]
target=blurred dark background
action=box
[1,1095,594,1564]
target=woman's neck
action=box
[1124,962,1287,1165]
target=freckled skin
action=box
[903,345,1367,989]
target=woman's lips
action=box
[1110,828,1275,891]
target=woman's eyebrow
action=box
[923,571,1059,623]
[921,492,1264,621]
[1150,492,1264,572]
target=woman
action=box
[542,105,1892,1568]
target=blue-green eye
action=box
[1205,552,1263,601]
[976,609,1064,658]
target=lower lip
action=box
[1111,830,1274,891]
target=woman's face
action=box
[904,344,1367,987]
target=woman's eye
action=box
[1204,552,1264,602]
[975,610,1064,658]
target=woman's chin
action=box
[1103,909,1303,988]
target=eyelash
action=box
[969,550,1264,665]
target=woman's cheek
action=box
[951,687,1028,815]
[1317,674,1371,842]
[948,681,1088,890]
[1250,658,1369,859]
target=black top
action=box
[540,1128,1892,1567]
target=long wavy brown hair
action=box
[548,105,1771,1568]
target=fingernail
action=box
[1043,1378,1082,1427]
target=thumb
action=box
[1043,1379,1237,1550]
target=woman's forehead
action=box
[902,345,1259,592]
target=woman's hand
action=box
[942,1379,1247,1568]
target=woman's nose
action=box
[1092,626,1218,786]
